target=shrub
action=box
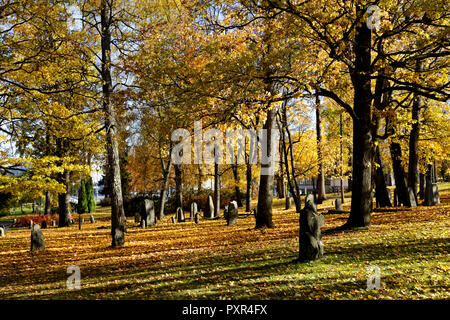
[15,214,58,227]
[99,197,111,207]
[86,177,96,213]
[77,180,89,214]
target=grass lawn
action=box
[0,189,448,300]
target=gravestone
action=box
[425,183,440,206]
[393,189,399,206]
[285,197,292,210]
[90,215,95,223]
[140,199,156,228]
[140,219,147,228]
[335,198,343,211]
[31,224,45,251]
[205,195,214,219]
[223,205,229,221]
[190,202,198,219]
[0,227,4,237]
[194,213,199,224]
[171,216,176,224]
[226,201,238,226]
[407,187,417,207]
[51,220,56,227]
[176,207,185,222]
[299,194,324,262]
[41,220,47,229]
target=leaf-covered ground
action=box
[0,191,449,300]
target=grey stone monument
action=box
[190,202,198,219]
[299,194,324,262]
[31,224,45,251]
[226,201,238,226]
[176,207,185,222]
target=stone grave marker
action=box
[31,224,45,251]
[226,201,238,226]
[176,207,185,222]
[299,194,324,262]
[190,202,198,219]
[335,198,343,211]
[205,195,214,218]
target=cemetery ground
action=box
[0,186,449,300]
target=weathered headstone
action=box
[205,195,214,219]
[425,183,440,206]
[0,227,4,237]
[78,216,84,230]
[285,197,292,210]
[223,205,229,221]
[335,198,343,211]
[31,224,45,251]
[299,194,324,262]
[190,202,198,219]
[226,201,238,226]
[194,213,199,224]
[176,207,185,222]
[393,188,399,206]
[51,220,56,227]
[41,220,47,229]
[407,187,417,207]
[90,215,95,223]
[140,199,156,228]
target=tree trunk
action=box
[374,146,392,207]
[213,162,220,217]
[339,113,345,203]
[419,173,425,200]
[346,7,372,228]
[232,164,243,207]
[390,142,413,207]
[279,107,302,213]
[315,90,327,203]
[158,159,172,220]
[174,164,183,209]
[101,0,125,247]
[407,61,423,203]
[44,191,51,215]
[276,141,285,199]
[58,170,71,227]
[197,165,203,193]
[255,108,275,228]
[245,161,252,212]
